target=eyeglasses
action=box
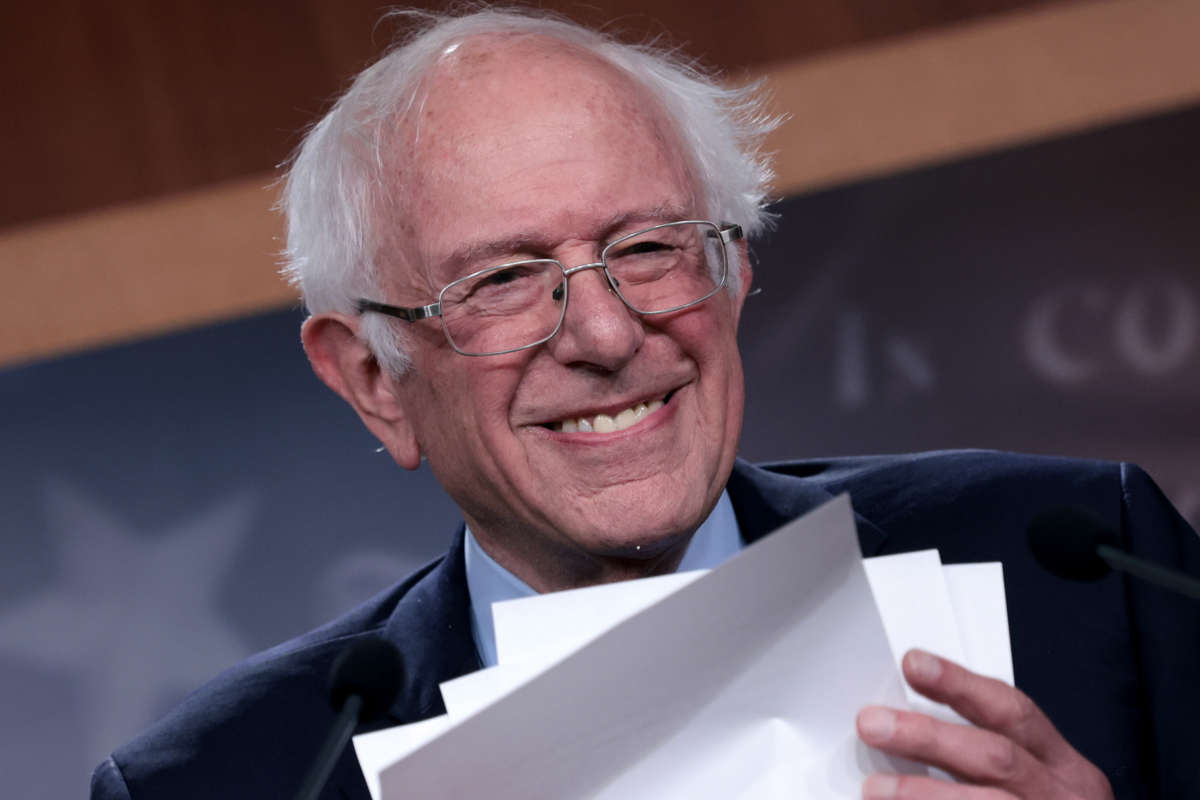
[356,220,742,356]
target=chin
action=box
[572,507,701,560]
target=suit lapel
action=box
[379,526,482,726]
[726,458,890,556]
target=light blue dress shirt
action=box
[464,490,744,667]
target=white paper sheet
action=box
[438,659,543,721]
[862,552,1011,784]
[437,571,710,721]
[944,563,1013,685]
[862,549,967,720]
[493,570,707,666]
[352,715,451,800]
[374,494,919,799]
[355,497,1015,799]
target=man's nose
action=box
[546,263,643,371]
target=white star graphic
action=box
[313,549,426,625]
[0,480,254,767]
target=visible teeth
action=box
[554,396,667,433]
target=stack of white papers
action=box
[354,494,1012,799]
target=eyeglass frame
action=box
[355,220,744,357]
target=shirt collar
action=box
[464,490,743,667]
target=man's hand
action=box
[856,649,1114,799]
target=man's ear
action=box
[301,313,423,470]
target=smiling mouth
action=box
[546,392,673,434]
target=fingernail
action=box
[906,649,942,683]
[857,707,895,743]
[863,774,899,799]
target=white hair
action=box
[279,7,779,374]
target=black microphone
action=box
[294,637,404,800]
[1026,506,1200,600]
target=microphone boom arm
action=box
[1097,544,1200,601]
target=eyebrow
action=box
[436,203,693,277]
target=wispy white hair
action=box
[280,7,779,374]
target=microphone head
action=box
[327,637,404,721]
[1026,506,1120,582]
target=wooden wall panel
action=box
[4,0,379,228]
[757,0,1200,195]
[5,0,1197,369]
[0,177,282,366]
[2,0,1049,229]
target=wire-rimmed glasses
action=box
[356,220,743,356]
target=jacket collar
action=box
[726,459,889,556]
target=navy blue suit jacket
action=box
[92,452,1200,799]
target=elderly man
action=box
[92,9,1199,800]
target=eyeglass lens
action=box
[440,221,726,355]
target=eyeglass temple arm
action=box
[716,222,743,243]
[355,298,442,322]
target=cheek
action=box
[667,301,740,371]
[676,308,745,428]
[416,354,528,443]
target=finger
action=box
[856,706,1063,796]
[898,651,1114,797]
[900,649,1070,766]
[863,772,1019,800]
